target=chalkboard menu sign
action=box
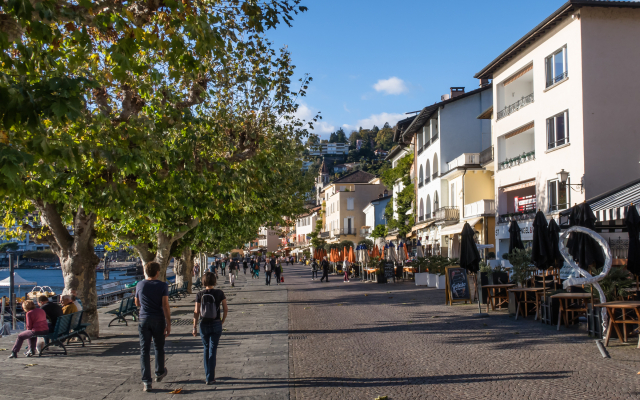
[445,267,471,305]
[384,263,395,280]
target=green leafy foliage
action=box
[506,248,532,286]
[382,153,414,237]
[370,225,388,239]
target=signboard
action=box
[384,263,395,281]
[514,194,536,213]
[444,266,471,305]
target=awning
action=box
[0,273,37,287]
[439,218,482,237]
[500,179,536,193]
[559,178,640,222]
[385,235,398,241]
[412,219,436,232]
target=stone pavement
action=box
[0,269,289,399]
[286,263,640,400]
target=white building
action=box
[399,86,493,255]
[474,0,640,257]
[294,206,320,248]
[258,227,279,252]
[309,142,349,156]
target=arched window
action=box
[419,165,424,185]
[419,198,424,218]
[434,191,439,212]
[433,154,439,177]
[425,160,430,182]
[426,194,431,216]
[417,130,423,148]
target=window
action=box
[548,179,569,211]
[434,191,439,211]
[347,198,354,210]
[426,194,431,216]
[450,183,456,207]
[419,199,424,218]
[419,166,424,185]
[547,111,569,149]
[417,129,423,149]
[545,46,568,87]
[433,154,439,177]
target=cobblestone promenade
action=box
[1,263,639,399]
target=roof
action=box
[401,84,493,140]
[332,170,376,184]
[370,194,393,204]
[477,105,493,120]
[385,144,409,161]
[475,1,640,79]
[393,115,417,143]
[320,158,330,174]
[559,177,640,216]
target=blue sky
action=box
[266,0,566,139]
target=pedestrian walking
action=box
[254,260,260,279]
[320,256,330,282]
[209,262,215,274]
[135,262,171,392]
[242,258,248,274]
[275,257,282,285]
[193,272,228,385]
[220,258,226,276]
[229,259,238,287]
[343,259,350,282]
[249,258,256,279]
[311,259,319,280]
[265,257,274,285]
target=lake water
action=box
[0,269,132,298]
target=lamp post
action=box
[556,169,584,193]
[7,252,15,330]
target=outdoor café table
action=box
[594,301,640,348]
[365,268,377,282]
[550,292,593,331]
[508,287,544,320]
[484,284,516,312]
[403,267,414,281]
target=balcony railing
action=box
[480,145,494,165]
[546,71,568,88]
[434,206,460,223]
[464,199,496,218]
[320,231,330,238]
[431,134,439,143]
[432,172,438,180]
[418,147,424,155]
[423,140,431,151]
[333,228,356,236]
[446,153,480,172]
[498,210,536,224]
[424,177,431,184]
[361,227,372,236]
[498,151,535,171]
[497,93,534,120]
[418,182,424,188]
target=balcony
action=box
[498,210,536,224]
[498,151,535,171]
[480,146,494,165]
[446,153,480,172]
[418,182,424,188]
[432,172,439,180]
[464,199,496,218]
[361,227,372,236]
[333,228,357,236]
[434,206,460,223]
[418,215,424,222]
[320,231,330,238]
[424,177,431,184]
[418,147,424,155]
[497,93,534,120]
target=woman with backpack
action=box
[193,272,228,385]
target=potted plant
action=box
[491,263,509,285]
[414,256,430,286]
[506,248,532,287]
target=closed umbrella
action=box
[531,210,553,297]
[387,242,396,262]
[460,222,484,316]
[548,218,564,290]
[624,204,640,289]
[397,242,406,263]
[416,239,424,258]
[508,220,524,254]
[568,203,604,270]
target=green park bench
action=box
[106,297,138,327]
[36,313,73,356]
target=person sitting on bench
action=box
[38,295,63,333]
[7,300,49,359]
[61,295,78,315]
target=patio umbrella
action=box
[624,204,640,289]
[508,220,524,254]
[548,218,564,289]
[460,222,484,316]
[531,211,552,270]
[568,203,605,270]
[387,242,396,262]
[397,242,406,263]
[416,240,424,258]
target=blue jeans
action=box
[138,319,166,383]
[200,320,223,382]
[266,271,272,285]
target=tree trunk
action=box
[175,247,195,293]
[25,204,101,338]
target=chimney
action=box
[450,87,465,98]
[379,193,383,198]
[479,78,490,87]
[383,189,388,196]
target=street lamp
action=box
[556,169,584,193]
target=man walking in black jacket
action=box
[320,256,330,283]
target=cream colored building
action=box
[321,171,388,244]
[475,1,640,258]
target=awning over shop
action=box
[385,235,398,241]
[439,218,482,237]
[559,178,640,222]
[412,220,435,232]
[499,179,535,193]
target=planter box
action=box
[491,272,509,285]
[435,274,446,290]
[478,272,489,304]
[427,273,437,287]
[415,272,429,286]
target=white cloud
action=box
[295,102,335,134]
[343,103,351,113]
[343,112,406,131]
[373,77,408,95]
